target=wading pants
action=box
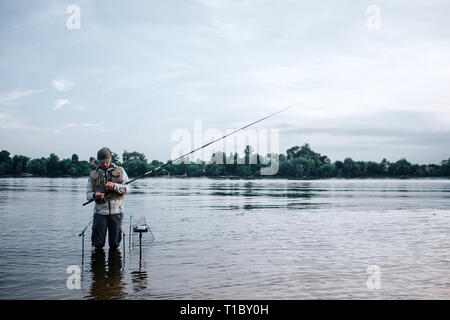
[91,213,123,249]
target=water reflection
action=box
[208,181,320,199]
[208,181,321,210]
[243,181,253,196]
[131,268,148,294]
[86,249,127,300]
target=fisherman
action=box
[86,147,130,250]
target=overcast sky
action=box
[0,0,449,164]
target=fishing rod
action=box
[79,217,93,264]
[82,104,296,206]
[79,217,93,237]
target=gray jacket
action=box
[86,163,131,215]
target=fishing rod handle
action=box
[82,198,95,206]
[79,225,89,237]
[82,190,111,206]
[79,218,93,237]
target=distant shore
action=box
[2,145,449,179]
[1,173,449,180]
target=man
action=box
[86,147,130,250]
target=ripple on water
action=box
[1,177,450,299]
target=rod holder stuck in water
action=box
[129,214,133,249]
[133,225,149,263]
[81,233,85,265]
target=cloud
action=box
[0,123,41,130]
[0,89,43,105]
[52,79,75,92]
[1,1,449,163]
[64,122,101,128]
[281,109,450,137]
[53,99,70,110]
[62,121,111,132]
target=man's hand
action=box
[95,192,105,201]
[106,182,115,190]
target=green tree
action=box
[390,159,412,176]
[150,160,164,166]
[205,163,223,176]
[443,159,450,176]
[343,158,356,177]
[123,159,148,177]
[187,164,205,177]
[278,158,296,176]
[12,155,30,174]
[367,161,384,176]
[318,163,336,178]
[26,158,48,175]
[0,150,13,175]
[59,158,75,175]
[244,145,255,164]
[293,160,305,177]
[298,144,315,158]
[236,165,251,177]
[0,150,12,164]
[76,161,92,176]
[333,160,344,177]
[356,161,367,177]
[122,151,146,163]
[286,146,300,159]
[47,153,61,175]
[0,162,12,175]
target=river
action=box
[0,177,449,299]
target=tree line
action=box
[1,144,449,178]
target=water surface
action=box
[0,177,449,299]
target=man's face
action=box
[100,161,111,170]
